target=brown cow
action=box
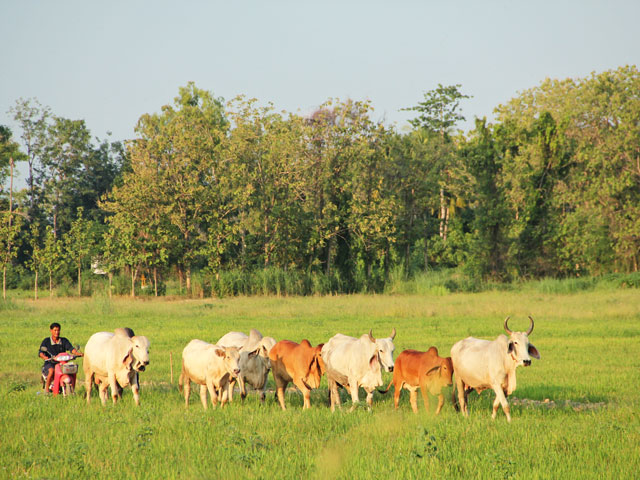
[379,347,453,414]
[269,339,325,410]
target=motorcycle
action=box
[40,346,81,397]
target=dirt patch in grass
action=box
[511,397,607,412]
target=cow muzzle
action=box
[388,366,394,372]
[135,360,150,372]
[523,359,531,367]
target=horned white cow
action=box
[216,329,276,402]
[84,327,150,406]
[179,339,240,409]
[321,329,396,411]
[451,316,540,422]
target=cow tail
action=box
[377,379,393,395]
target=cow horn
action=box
[390,327,396,340]
[526,316,534,336]
[368,330,375,342]
[504,317,512,335]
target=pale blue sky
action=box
[2,0,639,185]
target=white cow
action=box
[84,328,150,406]
[217,329,276,402]
[321,329,396,411]
[451,316,540,422]
[179,339,240,409]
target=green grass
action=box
[1,290,639,478]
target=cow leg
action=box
[200,384,209,410]
[227,377,235,403]
[456,376,468,416]
[393,381,403,410]
[131,373,140,406]
[365,389,374,410]
[274,376,288,411]
[410,389,420,413]
[219,381,230,408]
[98,381,109,406]
[108,372,119,404]
[292,378,312,409]
[435,394,445,415]
[85,368,94,405]
[326,377,339,412]
[348,377,361,412]
[419,386,431,414]
[238,376,247,401]
[206,380,218,409]
[183,378,191,408]
[491,386,511,422]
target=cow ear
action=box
[528,343,540,359]
[507,342,514,354]
[248,349,259,358]
[426,365,440,376]
[215,348,226,358]
[123,349,133,367]
[369,355,380,372]
[261,345,268,356]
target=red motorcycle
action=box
[40,348,80,397]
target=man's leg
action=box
[44,365,54,392]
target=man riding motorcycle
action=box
[39,322,83,393]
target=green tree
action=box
[26,223,44,299]
[403,85,471,245]
[63,207,96,296]
[461,119,511,280]
[119,83,228,293]
[0,126,26,191]
[10,98,50,216]
[39,225,64,296]
[0,211,22,299]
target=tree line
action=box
[1,66,639,297]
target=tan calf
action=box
[380,347,453,414]
[269,339,325,410]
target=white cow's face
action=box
[507,332,540,367]
[222,347,241,378]
[375,337,395,373]
[131,336,150,371]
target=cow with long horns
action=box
[321,329,396,411]
[450,317,540,422]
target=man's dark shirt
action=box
[39,337,74,366]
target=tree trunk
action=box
[77,264,82,296]
[154,266,158,297]
[2,267,6,300]
[443,204,450,242]
[131,268,136,298]
[108,272,113,299]
[49,272,53,297]
[34,271,38,300]
[186,267,191,294]
[439,188,445,238]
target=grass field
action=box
[1,289,639,479]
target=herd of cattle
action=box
[82,318,540,422]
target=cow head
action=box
[372,328,396,373]
[130,335,150,372]
[504,316,540,367]
[303,343,325,390]
[216,346,241,378]
[426,356,454,393]
[240,349,270,381]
